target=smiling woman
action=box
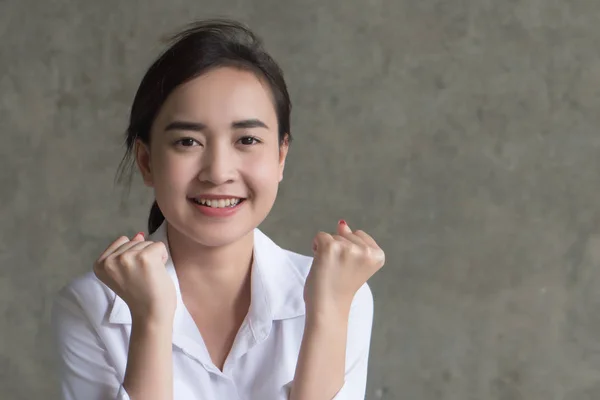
[51,18,385,400]
[134,65,286,248]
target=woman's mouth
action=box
[190,198,245,208]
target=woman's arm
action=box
[52,232,177,400]
[52,282,175,400]
[290,284,374,400]
[291,220,382,400]
[291,307,349,400]
[122,316,174,400]
[91,233,176,400]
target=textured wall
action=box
[2,0,600,399]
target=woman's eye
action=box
[239,136,260,145]
[176,138,199,147]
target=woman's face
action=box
[136,66,288,247]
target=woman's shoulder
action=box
[52,270,115,325]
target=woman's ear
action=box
[278,134,290,182]
[135,139,154,187]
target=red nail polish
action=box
[339,219,347,226]
[136,231,145,238]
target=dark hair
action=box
[115,19,292,234]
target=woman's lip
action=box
[188,198,245,217]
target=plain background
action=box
[2,0,600,399]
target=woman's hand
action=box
[292,220,384,400]
[304,220,385,316]
[93,232,176,324]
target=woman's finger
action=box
[98,236,131,262]
[337,220,368,247]
[353,229,380,249]
[331,234,352,243]
[124,241,155,254]
[110,233,147,257]
[312,231,333,253]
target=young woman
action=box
[52,19,385,400]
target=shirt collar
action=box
[108,222,306,326]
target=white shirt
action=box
[51,222,374,400]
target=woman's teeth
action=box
[192,198,242,208]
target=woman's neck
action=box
[165,223,254,309]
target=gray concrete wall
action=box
[2,0,600,399]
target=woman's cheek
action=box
[160,157,197,190]
[245,154,281,185]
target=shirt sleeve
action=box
[51,286,130,400]
[330,283,374,400]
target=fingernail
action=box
[136,231,145,238]
[339,219,347,226]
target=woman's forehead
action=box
[163,67,277,119]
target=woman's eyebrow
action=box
[164,121,206,132]
[231,119,269,130]
[164,118,269,132]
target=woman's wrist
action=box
[305,298,352,325]
[131,310,175,331]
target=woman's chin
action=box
[188,227,255,249]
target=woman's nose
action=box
[196,145,236,185]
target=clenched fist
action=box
[93,232,176,323]
[304,220,385,315]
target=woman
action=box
[52,19,385,400]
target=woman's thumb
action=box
[132,231,145,241]
[337,219,351,235]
